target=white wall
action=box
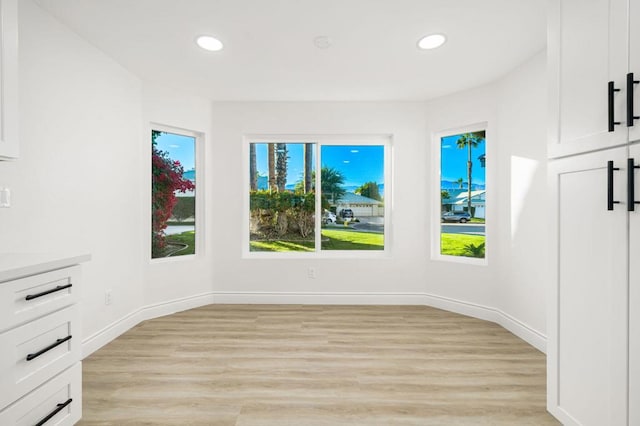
[207,55,548,350]
[0,1,549,356]
[141,84,215,307]
[422,52,548,347]
[210,102,430,300]
[0,0,144,348]
[424,84,499,310]
[494,51,548,337]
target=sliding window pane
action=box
[249,143,316,252]
[151,130,196,258]
[440,131,486,258]
[320,145,384,251]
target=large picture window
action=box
[151,129,196,259]
[248,139,387,254]
[439,130,486,259]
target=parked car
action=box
[322,210,337,224]
[339,208,354,219]
[441,211,472,223]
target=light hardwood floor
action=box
[78,305,559,425]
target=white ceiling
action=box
[35,0,547,102]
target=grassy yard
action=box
[441,233,485,257]
[249,228,384,252]
[164,231,196,256]
[321,229,383,250]
[250,240,315,252]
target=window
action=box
[249,142,316,252]
[248,138,387,254]
[438,129,486,260]
[151,129,197,259]
[320,145,385,251]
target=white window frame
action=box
[149,123,205,263]
[243,134,392,259]
[431,123,489,266]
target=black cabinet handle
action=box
[25,284,72,301]
[26,335,72,361]
[628,158,640,211]
[609,81,622,131]
[34,398,73,426]
[608,160,621,210]
[628,73,640,126]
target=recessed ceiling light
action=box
[313,36,332,49]
[417,34,446,50]
[196,35,224,52]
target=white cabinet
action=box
[629,142,640,426]
[0,0,18,160]
[548,3,640,423]
[548,0,640,158]
[0,254,89,426]
[548,147,630,425]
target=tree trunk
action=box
[304,143,313,193]
[276,143,287,192]
[467,143,473,216]
[268,144,276,191]
[249,144,257,191]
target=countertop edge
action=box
[0,253,92,283]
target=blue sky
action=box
[441,134,486,184]
[254,143,384,187]
[154,131,196,171]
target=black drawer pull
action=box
[609,81,622,131]
[26,335,72,361]
[608,160,620,210]
[629,158,640,211]
[628,73,640,126]
[34,398,73,426]
[25,284,72,301]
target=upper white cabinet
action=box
[548,0,630,158]
[0,0,18,160]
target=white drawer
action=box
[0,305,80,409]
[0,362,81,426]
[0,266,80,333]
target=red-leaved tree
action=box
[152,131,195,256]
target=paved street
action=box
[165,225,195,235]
[441,223,485,236]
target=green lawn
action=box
[164,231,196,256]
[321,229,384,250]
[249,229,384,252]
[441,233,485,258]
[250,240,315,252]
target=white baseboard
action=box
[82,291,546,358]
[81,292,215,358]
[211,291,428,305]
[420,293,547,353]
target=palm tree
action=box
[249,144,257,191]
[303,143,313,193]
[456,131,485,216]
[268,144,276,191]
[456,177,464,189]
[275,143,288,192]
[321,167,346,205]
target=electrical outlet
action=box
[0,187,10,208]
[308,267,317,279]
[105,289,113,305]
